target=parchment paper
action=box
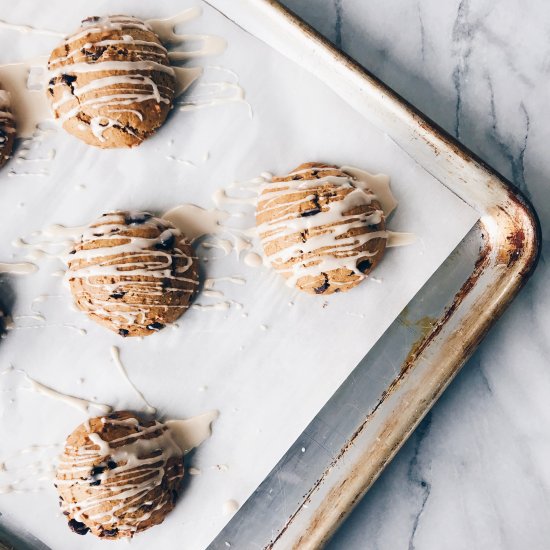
[0,1,479,548]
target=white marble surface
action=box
[279,1,550,549]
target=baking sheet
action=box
[0,1,479,549]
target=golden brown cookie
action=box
[0,90,15,167]
[56,411,184,539]
[66,211,199,337]
[47,15,175,148]
[256,163,387,295]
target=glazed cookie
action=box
[56,411,185,539]
[47,15,175,148]
[66,211,198,337]
[256,163,387,295]
[0,90,15,167]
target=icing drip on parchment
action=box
[0,366,112,414]
[192,276,245,311]
[0,261,37,274]
[0,19,64,37]
[147,8,227,59]
[110,346,156,415]
[2,294,87,336]
[176,66,251,115]
[0,444,60,495]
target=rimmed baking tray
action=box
[0,1,539,549]
[204,1,541,548]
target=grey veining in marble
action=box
[280,1,549,549]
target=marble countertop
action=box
[280,1,549,549]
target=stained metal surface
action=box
[0,2,539,549]
[206,1,541,549]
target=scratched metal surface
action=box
[0,1,540,549]
[205,1,540,549]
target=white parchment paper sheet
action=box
[0,1,479,548]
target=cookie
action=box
[47,15,175,148]
[0,90,15,167]
[56,411,184,539]
[66,211,199,337]
[256,163,387,295]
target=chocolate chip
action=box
[82,16,100,24]
[60,74,77,94]
[81,46,106,61]
[125,212,152,225]
[91,465,105,477]
[147,322,164,331]
[357,259,372,273]
[110,292,126,299]
[68,519,90,536]
[154,232,175,250]
[89,465,105,486]
[100,528,119,538]
[301,207,321,217]
[301,195,321,217]
[118,329,129,337]
[314,274,330,295]
[107,460,117,470]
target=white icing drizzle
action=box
[146,8,201,44]
[1,367,111,414]
[0,59,52,137]
[65,212,198,332]
[163,204,230,242]
[176,66,251,115]
[223,499,240,516]
[205,276,245,288]
[341,166,398,216]
[0,19,64,37]
[164,410,219,453]
[110,346,156,415]
[256,166,396,288]
[192,276,245,312]
[244,252,263,268]
[200,237,233,256]
[0,261,37,275]
[146,8,226,58]
[12,222,83,262]
[167,154,195,166]
[386,231,418,247]
[0,444,60,495]
[4,295,88,335]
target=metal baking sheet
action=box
[0,1,540,549]
[205,1,540,548]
